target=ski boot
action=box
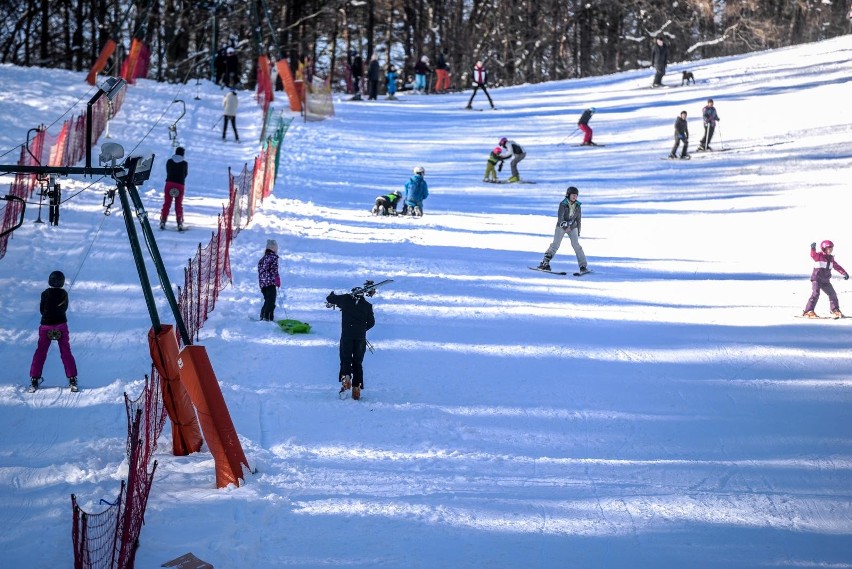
[832,310,843,319]
[352,384,361,400]
[29,377,43,392]
[537,259,551,272]
[507,176,520,183]
[159,220,166,230]
[339,374,352,399]
[68,377,79,392]
[802,310,818,318]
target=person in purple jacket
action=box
[803,239,849,319]
[257,239,281,321]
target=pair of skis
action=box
[529,267,592,277]
[27,377,80,393]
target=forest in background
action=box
[1,0,850,90]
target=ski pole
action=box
[559,128,580,145]
[717,125,723,150]
[212,116,223,130]
[702,123,710,150]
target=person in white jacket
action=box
[222,90,239,142]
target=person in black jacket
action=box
[29,271,78,391]
[326,283,377,400]
[159,146,188,231]
[578,107,597,145]
[367,54,381,100]
[670,110,689,159]
[651,36,669,87]
[349,50,363,98]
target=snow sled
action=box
[277,319,311,334]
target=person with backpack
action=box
[403,166,429,216]
[257,239,281,321]
[372,190,403,215]
[29,271,78,392]
[536,186,589,274]
[326,283,377,400]
[669,110,690,159]
[498,137,526,182]
[577,107,597,146]
[159,146,188,231]
[465,60,495,110]
[698,98,721,151]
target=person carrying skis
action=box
[670,110,690,159]
[159,146,188,231]
[483,146,504,182]
[803,240,849,319]
[403,166,429,216]
[386,64,399,100]
[499,137,526,182]
[257,239,281,321]
[578,107,597,146]
[372,190,403,215]
[698,98,720,151]
[465,60,495,110]
[326,282,377,400]
[651,36,669,87]
[29,271,78,392]
[536,186,588,274]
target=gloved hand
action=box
[811,242,817,250]
[275,275,281,287]
[844,274,849,281]
[559,221,569,229]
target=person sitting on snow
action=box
[372,190,403,216]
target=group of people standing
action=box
[669,98,721,159]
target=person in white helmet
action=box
[403,166,429,216]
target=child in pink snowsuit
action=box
[30,271,78,390]
[803,240,849,319]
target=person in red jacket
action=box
[803,240,849,318]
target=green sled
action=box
[277,319,311,334]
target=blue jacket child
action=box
[386,65,398,99]
[404,167,428,216]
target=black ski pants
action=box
[260,285,276,321]
[339,335,367,388]
[223,115,239,141]
[466,85,494,109]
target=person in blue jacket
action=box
[403,166,429,216]
[386,64,399,100]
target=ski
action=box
[573,269,593,277]
[464,107,484,111]
[795,314,843,320]
[488,180,537,184]
[663,155,691,160]
[529,267,567,276]
[27,378,80,393]
[574,143,605,147]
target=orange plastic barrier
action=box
[122,38,143,84]
[86,39,116,85]
[177,345,250,488]
[275,59,302,113]
[148,326,203,456]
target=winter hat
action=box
[707,98,714,103]
[226,47,235,55]
[175,146,185,156]
[266,239,278,254]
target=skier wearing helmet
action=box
[803,240,849,319]
[29,270,79,392]
[499,137,526,182]
[578,107,597,146]
[536,186,588,275]
[483,145,504,182]
[403,167,428,216]
[371,189,404,216]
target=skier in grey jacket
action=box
[537,186,588,273]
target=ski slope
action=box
[0,36,851,567]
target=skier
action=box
[386,65,399,100]
[536,186,588,274]
[499,137,526,182]
[651,36,668,87]
[372,190,403,215]
[326,283,377,400]
[159,146,188,231]
[465,60,495,110]
[367,54,381,100]
[803,240,849,319]
[257,239,281,321]
[29,271,78,392]
[577,107,597,146]
[698,98,720,151]
[222,90,239,142]
[483,145,503,182]
[669,110,690,159]
[403,166,428,216]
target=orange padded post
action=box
[275,59,302,113]
[86,39,116,85]
[148,326,203,456]
[177,345,250,488]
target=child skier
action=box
[29,270,78,392]
[483,146,503,182]
[578,107,597,146]
[403,166,428,216]
[372,190,403,215]
[257,239,281,321]
[669,110,689,159]
[326,282,377,400]
[803,240,849,318]
[386,65,398,100]
[536,186,588,274]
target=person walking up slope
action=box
[698,98,720,151]
[403,166,429,216]
[651,36,669,87]
[159,146,188,231]
[257,239,281,321]
[536,186,588,275]
[326,282,377,400]
[803,240,849,319]
[222,90,239,142]
[466,60,495,110]
[670,110,690,159]
[29,271,78,392]
[577,107,597,146]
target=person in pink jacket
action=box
[803,240,849,318]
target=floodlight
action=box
[99,142,125,166]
